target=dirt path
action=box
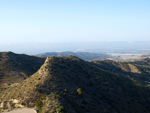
[2,108,37,113]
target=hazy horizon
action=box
[0,1,150,54]
[1,41,150,54]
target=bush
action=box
[64,89,67,92]
[38,78,41,80]
[33,67,36,70]
[40,93,47,100]
[36,101,43,110]
[37,89,42,93]
[82,100,88,105]
[63,93,66,96]
[77,88,83,95]
[59,106,65,111]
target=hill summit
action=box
[1,55,150,113]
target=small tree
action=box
[77,88,83,95]
[59,106,65,111]
[36,101,43,110]
[64,89,67,92]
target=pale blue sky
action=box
[0,0,150,43]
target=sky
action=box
[0,0,150,53]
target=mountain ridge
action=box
[1,55,150,113]
[0,51,45,89]
[34,51,111,61]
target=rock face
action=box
[0,99,24,111]
[45,96,51,112]
[0,100,12,109]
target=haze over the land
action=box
[1,1,150,113]
[0,0,150,54]
[1,41,150,55]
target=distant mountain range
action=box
[1,41,150,54]
[34,51,111,61]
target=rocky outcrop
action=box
[0,99,24,112]
[45,96,51,112]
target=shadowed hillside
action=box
[0,52,45,89]
[91,58,150,86]
[1,56,150,113]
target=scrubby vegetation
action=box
[91,58,150,86]
[36,101,43,111]
[1,52,150,113]
[0,51,45,89]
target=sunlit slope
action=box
[1,56,150,113]
[91,58,150,86]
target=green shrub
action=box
[36,101,43,110]
[63,93,66,96]
[64,89,67,92]
[77,88,83,95]
[40,93,47,100]
[33,67,36,70]
[59,106,65,111]
[72,96,75,99]
[37,89,42,93]
[75,108,81,113]
[38,78,41,80]
[82,100,88,105]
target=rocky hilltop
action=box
[1,55,150,113]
